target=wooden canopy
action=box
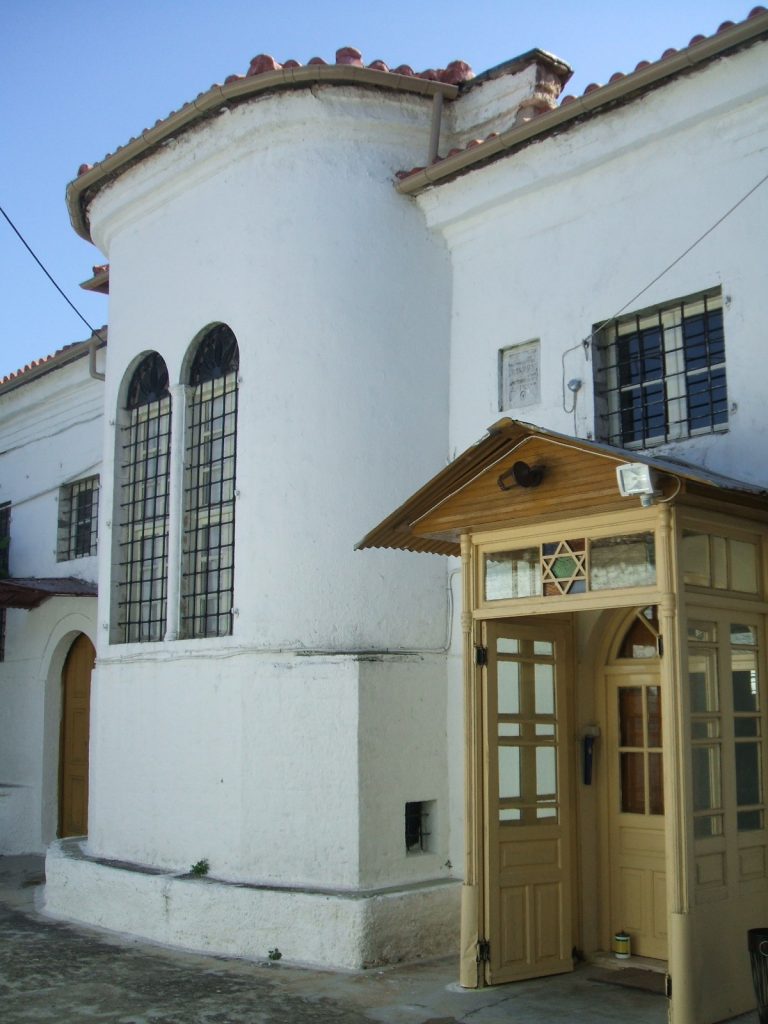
[0,578,97,610]
[356,419,768,556]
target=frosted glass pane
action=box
[681,532,710,586]
[731,540,758,593]
[497,638,519,654]
[499,723,521,737]
[590,533,656,590]
[536,747,556,799]
[689,652,719,713]
[535,663,555,715]
[533,640,553,655]
[692,745,721,812]
[498,661,520,714]
[499,747,521,799]
[712,535,728,589]
[499,808,521,822]
[485,549,542,600]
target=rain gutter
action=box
[67,67,459,243]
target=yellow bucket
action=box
[613,931,631,959]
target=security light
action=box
[616,463,659,506]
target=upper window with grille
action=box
[116,353,171,643]
[58,477,99,560]
[595,289,727,449]
[181,325,239,639]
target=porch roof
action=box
[356,419,768,556]
[0,577,97,610]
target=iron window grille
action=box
[180,325,239,639]
[117,353,171,643]
[57,476,99,560]
[0,503,9,662]
[405,801,432,852]
[595,289,727,448]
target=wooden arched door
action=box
[59,633,95,837]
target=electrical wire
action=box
[585,165,768,349]
[0,203,106,344]
[560,165,768,429]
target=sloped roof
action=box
[396,7,768,191]
[0,577,97,610]
[0,330,107,395]
[356,419,768,556]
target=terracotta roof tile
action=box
[75,47,475,180]
[0,331,107,389]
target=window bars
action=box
[596,290,727,448]
[117,353,171,643]
[181,325,239,639]
[58,477,99,560]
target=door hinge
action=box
[475,645,488,667]
[665,973,672,998]
[476,938,491,963]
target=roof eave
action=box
[67,66,460,243]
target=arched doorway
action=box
[59,633,95,837]
[602,607,667,960]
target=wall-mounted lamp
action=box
[616,462,660,507]
[498,460,546,491]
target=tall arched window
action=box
[118,353,171,642]
[181,325,239,638]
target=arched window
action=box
[181,325,239,637]
[117,353,171,642]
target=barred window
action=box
[117,353,171,643]
[181,325,239,638]
[596,290,727,448]
[58,477,99,560]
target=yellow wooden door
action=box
[607,667,667,959]
[59,633,94,837]
[483,620,573,983]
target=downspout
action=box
[89,334,106,381]
[427,91,444,165]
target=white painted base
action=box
[44,839,461,970]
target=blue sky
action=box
[0,0,751,378]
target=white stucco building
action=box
[2,8,768,1024]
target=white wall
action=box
[83,84,456,888]
[0,357,102,852]
[420,40,768,487]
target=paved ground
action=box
[0,855,758,1023]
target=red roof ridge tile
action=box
[557,5,768,106]
[395,7,768,184]
[0,331,107,389]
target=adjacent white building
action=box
[2,9,767,1024]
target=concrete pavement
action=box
[0,855,758,1023]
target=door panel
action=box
[484,620,573,983]
[59,634,95,837]
[607,668,667,959]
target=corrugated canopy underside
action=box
[355,419,768,556]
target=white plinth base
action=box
[44,839,461,970]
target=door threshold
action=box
[588,950,668,974]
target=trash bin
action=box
[748,929,768,1023]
